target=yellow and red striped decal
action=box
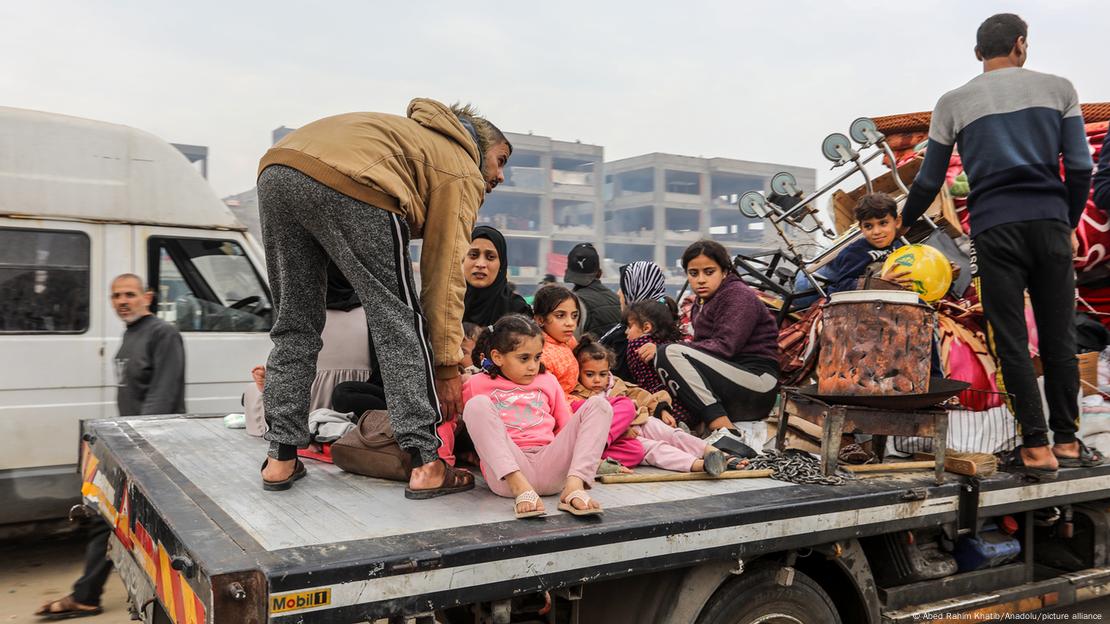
[133,519,207,624]
[79,443,118,525]
[81,443,206,623]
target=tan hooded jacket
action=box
[258,98,485,379]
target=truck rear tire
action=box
[696,563,841,624]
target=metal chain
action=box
[745,449,850,486]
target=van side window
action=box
[0,228,90,333]
[149,237,273,332]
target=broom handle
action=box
[598,469,774,484]
[842,461,934,473]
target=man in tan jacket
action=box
[256,98,510,498]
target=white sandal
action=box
[558,489,603,516]
[514,490,545,519]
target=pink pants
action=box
[437,420,458,465]
[600,396,647,466]
[463,395,613,497]
[595,397,709,472]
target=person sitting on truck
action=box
[623,299,693,426]
[534,284,582,397]
[570,336,734,475]
[564,242,622,337]
[653,240,780,435]
[899,13,1101,478]
[36,273,185,621]
[255,99,511,498]
[825,193,911,294]
[462,315,612,518]
[598,260,669,381]
[463,225,532,327]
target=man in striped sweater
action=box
[901,13,1099,478]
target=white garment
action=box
[308,408,356,443]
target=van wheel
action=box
[696,563,841,624]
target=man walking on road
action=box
[900,14,1100,479]
[255,99,510,498]
[36,274,185,619]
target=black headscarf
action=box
[463,226,531,326]
[325,262,361,311]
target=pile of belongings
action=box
[736,104,1110,453]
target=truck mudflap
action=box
[81,439,211,623]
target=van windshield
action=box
[151,237,272,332]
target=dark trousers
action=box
[257,166,443,465]
[73,520,112,606]
[973,220,1079,448]
[332,381,388,414]
[655,343,779,424]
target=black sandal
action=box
[405,460,475,500]
[34,595,103,620]
[1055,440,1106,468]
[261,458,307,491]
[724,456,748,471]
[1002,446,1059,481]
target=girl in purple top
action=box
[654,240,780,433]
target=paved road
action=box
[1,532,131,624]
[2,533,1109,623]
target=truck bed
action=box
[83,414,1110,622]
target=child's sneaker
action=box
[705,428,758,459]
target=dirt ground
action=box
[2,530,1109,623]
[0,532,131,624]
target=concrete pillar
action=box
[699,171,713,237]
[653,162,667,267]
[592,155,606,264]
[539,152,554,275]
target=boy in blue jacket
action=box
[826,193,912,293]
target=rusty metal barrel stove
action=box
[817,290,934,396]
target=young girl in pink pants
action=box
[463,315,612,519]
[570,337,735,475]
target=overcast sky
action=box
[2,1,1106,198]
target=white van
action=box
[0,107,272,526]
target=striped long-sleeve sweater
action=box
[902,67,1093,236]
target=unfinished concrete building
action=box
[602,154,818,288]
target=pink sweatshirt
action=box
[462,372,571,450]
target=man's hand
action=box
[636,342,657,363]
[881,266,914,290]
[435,375,463,422]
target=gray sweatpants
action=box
[257,165,442,465]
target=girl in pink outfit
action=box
[463,315,612,518]
[570,338,731,475]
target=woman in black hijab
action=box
[462,225,531,326]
